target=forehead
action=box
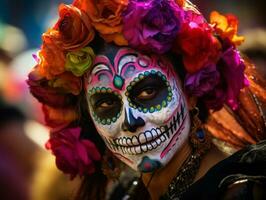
[87,46,177,91]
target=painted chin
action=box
[103,102,187,160]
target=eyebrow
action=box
[92,62,113,76]
[117,53,138,75]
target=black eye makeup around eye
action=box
[126,71,173,113]
[88,87,123,125]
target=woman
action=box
[28,0,266,199]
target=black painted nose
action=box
[122,108,145,132]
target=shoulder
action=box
[181,140,266,200]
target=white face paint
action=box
[87,47,191,172]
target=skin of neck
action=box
[142,140,192,200]
[141,139,228,200]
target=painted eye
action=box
[128,73,169,110]
[137,88,157,100]
[97,100,115,109]
[90,92,122,123]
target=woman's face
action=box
[87,46,191,172]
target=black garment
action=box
[111,141,266,200]
[181,140,266,200]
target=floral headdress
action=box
[28,0,248,178]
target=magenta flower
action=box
[185,64,220,97]
[184,9,206,26]
[218,47,249,110]
[46,127,101,179]
[184,47,248,111]
[202,48,248,110]
[122,0,183,54]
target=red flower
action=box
[28,67,78,108]
[46,127,101,179]
[176,23,221,73]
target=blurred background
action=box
[0,0,265,199]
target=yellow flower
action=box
[65,47,95,77]
[48,72,82,95]
[210,11,245,46]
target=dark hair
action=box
[166,52,209,122]
[74,89,107,200]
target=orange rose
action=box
[39,36,66,80]
[73,0,128,46]
[210,11,245,46]
[44,4,95,51]
[43,105,78,130]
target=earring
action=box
[101,150,125,180]
[189,107,211,155]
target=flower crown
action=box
[28,0,248,178]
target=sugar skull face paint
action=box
[87,47,191,172]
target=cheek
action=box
[89,108,124,138]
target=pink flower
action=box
[200,47,248,110]
[218,47,249,110]
[122,0,183,54]
[46,127,101,179]
[184,9,206,26]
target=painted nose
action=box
[122,108,145,132]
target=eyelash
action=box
[95,99,110,107]
[136,87,156,98]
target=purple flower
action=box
[122,0,183,54]
[218,47,249,110]
[185,47,248,111]
[203,86,227,111]
[46,127,101,179]
[185,64,220,97]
